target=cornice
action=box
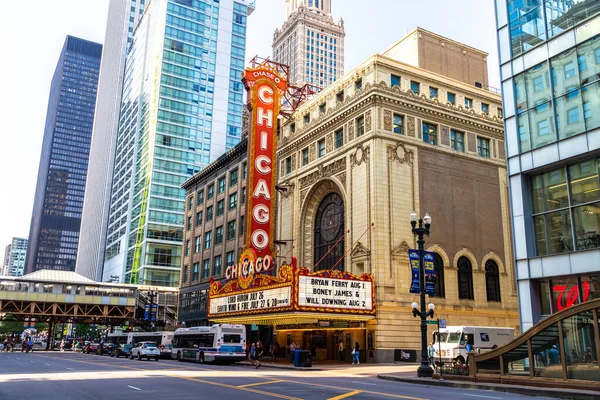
[278,81,504,155]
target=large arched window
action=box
[431,253,445,298]
[485,260,501,302]
[457,256,474,300]
[313,193,344,271]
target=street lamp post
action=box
[410,211,435,378]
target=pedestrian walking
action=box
[60,339,65,352]
[310,343,317,363]
[428,342,435,366]
[250,343,261,369]
[289,341,296,364]
[338,339,344,362]
[28,338,34,353]
[352,342,360,365]
[258,342,264,362]
[272,341,278,364]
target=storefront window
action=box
[539,280,552,315]
[573,202,600,250]
[547,209,573,254]
[531,168,569,213]
[569,159,600,205]
[580,275,600,302]
[532,323,561,378]
[562,311,599,381]
[552,276,580,312]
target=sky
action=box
[0,0,499,254]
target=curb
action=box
[377,374,600,400]
[234,361,324,371]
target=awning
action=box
[209,311,375,326]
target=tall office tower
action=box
[76,0,147,282]
[101,0,253,287]
[5,238,28,277]
[2,244,10,276]
[25,36,102,274]
[273,0,344,88]
[494,1,600,331]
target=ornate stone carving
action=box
[351,242,370,258]
[300,188,308,206]
[291,153,297,171]
[383,109,392,131]
[365,110,372,132]
[309,143,316,162]
[280,183,295,199]
[348,121,354,141]
[391,241,411,256]
[326,133,333,153]
[337,172,346,188]
[407,116,415,137]
[387,143,414,165]
[299,158,346,188]
[350,144,370,167]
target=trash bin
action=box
[292,350,302,367]
[299,350,312,367]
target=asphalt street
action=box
[0,351,558,400]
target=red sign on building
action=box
[237,64,287,278]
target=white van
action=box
[433,326,514,365]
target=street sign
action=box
[426,320,438,325]
[439,318,447,329]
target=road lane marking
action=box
[66,368,75,370]
[178,376,300,400]
[463,395,503,399]
[127,385,141,391]
[327,390,362,400]
[237,379,284,388]
[351,381,376,386]
[267,379,428,400]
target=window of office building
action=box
[451,129,465,152]
[356,116,365,137]
[335,128,344,148]
[285,157,292,174]
[196,211,202,226]
[508,0,545,56]
[481,103,489,114]
[197,190,204,205]
[218,177,225,194]
[207,185,214,200]
[464,97,473,109]
[202,259,210,279]
[429,87,438,99]
[204,231,212,249]
[477,136,491,158]
[391,74,400,88]
[185,240,190,256]
[531,157,600,256]
[302,148,309,166]
[206,205,213,221]
[230,169,238,187]
[226,251,235,267]
[215,226,223,245]
[217,200,224,216]
[183,265,188,284]
[192,262,199,281]
[317,139,325,157]
[447,92,456,105]
[229,192,237,210]
[422,122,437,145]
[194,236,201,253]
[393,114,404,135]
[431,253,445,298]
[227,220,236,240]
[213,255,222,276]
[410,81,420,94]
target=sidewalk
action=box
[235,359,414,371]
[377,372,600,400]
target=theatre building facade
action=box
[272,29,520,362]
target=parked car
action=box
[83,342,100,354]
[111,343,133,358]
[97,342,116,356]
[130,341,160,361]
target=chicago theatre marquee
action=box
[207,60,377,363]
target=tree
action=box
[73,323,92,339]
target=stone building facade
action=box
[275,29,520,362]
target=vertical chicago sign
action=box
[225,63,287,285]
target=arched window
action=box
[457,256,474,300]
[313,193,344,271]
[431,253,445,298]
[485,260,501,302]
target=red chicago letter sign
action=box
[242,64,287,268]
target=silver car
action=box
[130,341,160,361]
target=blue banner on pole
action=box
[424,252,436,295]
[144,304,150,321]
[408,249,437,295]
[408,250,420,294]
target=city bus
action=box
[128,331,173,347]
[171,324,246,364]
[106,332,129,345]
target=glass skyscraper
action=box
[25,36,102,274]
[102,0,252,286]
[495,1,600,331]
